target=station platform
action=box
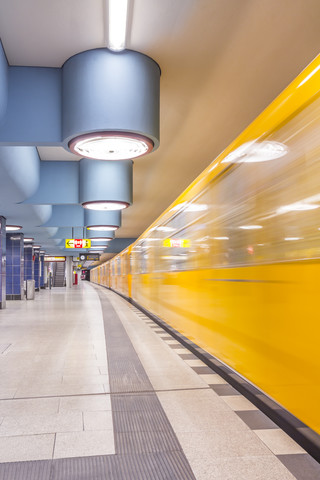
[0,282,319,480]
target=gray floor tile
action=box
[254,429,306,455]
[0,411,83,436]
[54,430,115,458]
[277,453,320,480]
[210,384,241,396]
[236,410,278,430]
[83,410,113,431]
[0,434,55,462]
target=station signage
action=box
[44,256,66,262]
[65,239,91,249]
[79,253,100,261]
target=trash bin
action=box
[26,279,35,300]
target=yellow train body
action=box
[91,54,320,435]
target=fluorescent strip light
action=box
[108,0,129,52]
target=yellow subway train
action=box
[91,54,320,439]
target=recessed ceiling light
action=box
[108,0,129,52]
[239,225,263,230]
[23,238,34,242]
[82,201,129,211]
[213,237,229,240]
[86,225,118,231]
[69,132,153,160]
[6,225,22,231]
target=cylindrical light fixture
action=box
[62,48,160,160]
[79,159,132,211]
[84,209,121,231]
[86,229,115,241]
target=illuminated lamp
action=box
[86,229,115,241]
[80,159,132,211]
[69,132,153,161]
[6,225,22,231]
[82,201,128,211]
[87,225,118,231]
[62,49,160,160]
[84,208,121,232]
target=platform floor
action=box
[0,282,319,479]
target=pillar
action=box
[24,245,34,281]
[0,216,6,309]
[34,250,40,291]
[6,232,24,300]
[66,256,73,288]
[40,253,45,289]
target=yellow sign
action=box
[163,239,190,248]
[65,239,91,249]
[44,256,66,262]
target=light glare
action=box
[108,0,129,52]
[72,135,151,160]
[87,225,118,231]
[239,225,263,230]
[83,201,128,211]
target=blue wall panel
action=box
[34,250,40,290]
[6,232,24,299]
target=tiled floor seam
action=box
[119,290,320,479]
[96,287,197,479]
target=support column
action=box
[6,232,24,300]
[40,253,45,289]
[0,216,6,309]
[24,245,34,281]
[66,256,73,289]
[34,250,40,291]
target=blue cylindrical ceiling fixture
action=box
[79,159,132,211]
[62,49,160,160]
[84,209,121,231]
[86,230,115,241]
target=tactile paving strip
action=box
[0,288,196,480]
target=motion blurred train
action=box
[91,55,320,440]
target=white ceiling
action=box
[1,0,320,260]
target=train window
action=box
[140,241,149,274]
[116,257,121,275]
[208,93,320,266]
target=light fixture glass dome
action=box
[82,201,129,211]
[6,225,22,231]
[86,225,118,231]
[69,132,153,160]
